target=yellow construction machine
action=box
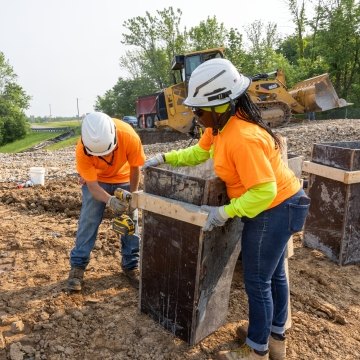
[135,48,348,132]
[248,69,348,127]
[136,48,224,134]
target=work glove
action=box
[201,205,230,232]
[107,196,128,214]
[142,154,165,170]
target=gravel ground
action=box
[1,119,359,184]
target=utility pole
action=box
[76,98,80,118]
[49,104,52,119]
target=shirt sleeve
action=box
[125,133,145,167]
[198,128,214,151]
[164,144,210,167]
[76,140,98,181]
[224,181,277,218]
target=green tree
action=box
[287,0,307,59]
[277,35,299,64]
[292,56,330,83]
[97,8,187,118]
[312,0,360,100]
[224,28,247,70]
[100,4,360,118]
[0,52,30,145]
[188,16,227,50]
[187,18,250,73]
[244,20,288,74]
[121,7,186,89]
[95,77,157,118]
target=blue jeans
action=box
[70,182,140,271]
[241,189,310,352]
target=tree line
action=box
[0,52,30,145]
[95,0,360,119]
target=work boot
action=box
[217,344,269,360]
[269,335,286,360]
[67,267,85,291]
[236,325,286,360]
[123,267,140,289]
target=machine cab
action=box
[171,48,225,86]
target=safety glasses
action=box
[192,103,230,117]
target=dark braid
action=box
[235,93,282,150]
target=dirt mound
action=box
[0,177,81,217]
[1,119,360,360]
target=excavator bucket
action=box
[289,74,348,113]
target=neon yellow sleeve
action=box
[164,144,210,167]
[224,181,277,218]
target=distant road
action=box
[30,126,71,132]
[21,129,75,152]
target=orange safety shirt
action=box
[76,118,145,183]
[198,116,300,208]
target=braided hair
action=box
[234,93,282,150]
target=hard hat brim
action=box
[85,146,115,157]
[183,76,251,108]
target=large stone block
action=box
[140,161,243,345]
[303,141,360,265]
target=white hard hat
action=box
[183,58,251,108]
[81,112,117,156]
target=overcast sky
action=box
[0,0,306,117]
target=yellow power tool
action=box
[112,188,135,236]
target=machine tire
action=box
[146,115,155,128]
[138,116,145,129]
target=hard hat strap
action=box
[81,139,92,157]
[211,107,232,136]
[98,151,115,166]
[207,90,232,102]
[230,98,236,115]
[211,108,219,136]
[81,138,117,166]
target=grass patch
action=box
[46,134,80,151]
[31,119,81,128]
[0,126,82,153]
[0,132,61,153]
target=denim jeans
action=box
[70,182,140,271]
[241,188,310,352]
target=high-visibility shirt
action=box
[198,116,300,208]
[76,118,145,183]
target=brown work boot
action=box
[67,267,85,291]
[236,325,286,360]
[269,336,286,360]
[123,267,140,289]
[217,344,269,360]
